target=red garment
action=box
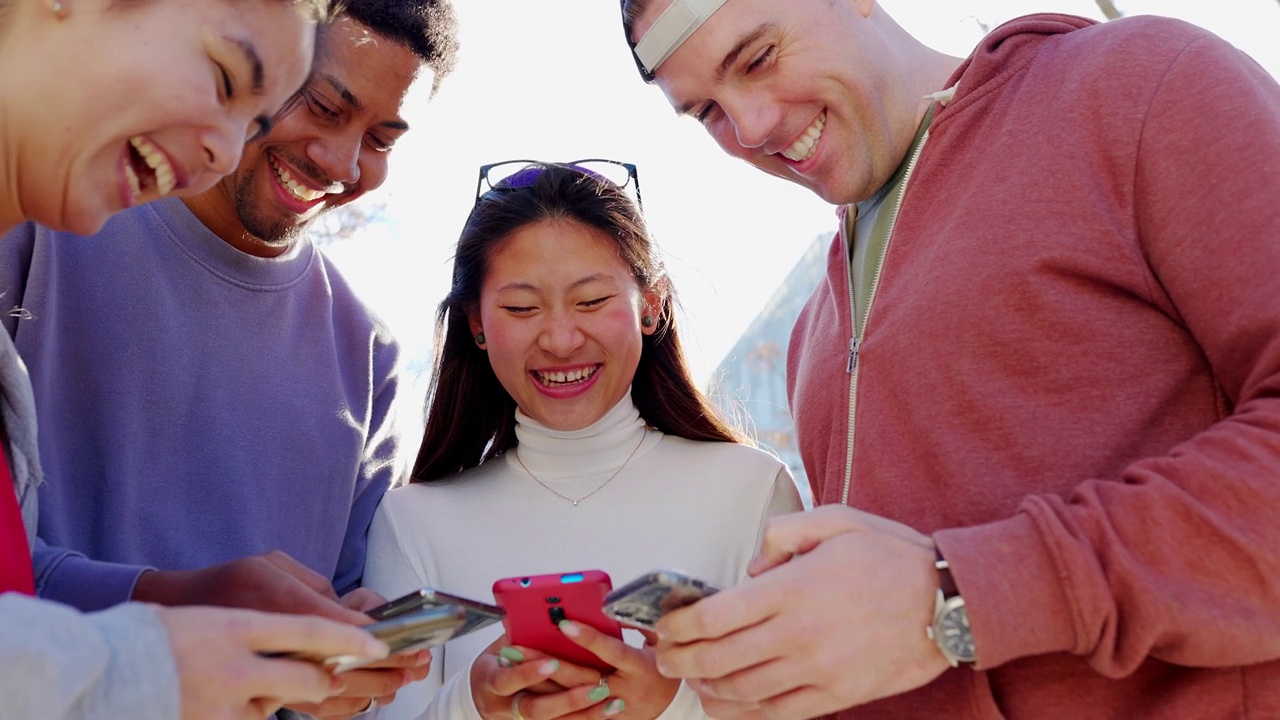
[788,14,1280,719]
[1,447,35,595]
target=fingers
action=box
[238,609,389,663]
[340,587,388,615]
[353,648,432,672]
[480,648,566,698]
[514,681,617,720]
[653,576,780,648]
[747,506,862,576]
[264,550,342,602]
[557,621,644,673]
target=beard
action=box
[233,150,338,245]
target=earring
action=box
[52,0,68,19]
[641,316,655,328]
[475,332,486,345]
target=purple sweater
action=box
[0,197,405,611]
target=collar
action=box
[511,391,651,483]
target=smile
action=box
[124,135,178,201]
[779,111,826,163]
[268,155,327,203]
[533,365,599,387]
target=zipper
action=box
[840,129,930,506]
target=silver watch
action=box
[926,553,976,666]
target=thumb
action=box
[748,506,866,576]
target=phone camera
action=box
[519,578,532,588]
[548,606,567,624]
[545,596,561,604]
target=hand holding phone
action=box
[367,586,505,639]
[268,604,467,673]
[492,570,623,673]
[603,569,719,630]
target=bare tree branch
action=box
[1095,0,1124,20]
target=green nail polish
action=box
[587,683,611,702]
[499,646,524,664]
[604,699,626,716]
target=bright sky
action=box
[324,0,1280,402]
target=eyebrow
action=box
[675,22,775,116]
[226,37,265,94]
[321,75,411,131]
[498,274,618,294]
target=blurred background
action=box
[319,0,1280,486]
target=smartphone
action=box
[602,569,720,630]
[269,604,468,673]
[367,586,506,640]
[492,570,622,673]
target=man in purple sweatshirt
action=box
[0,1,459,717]
[618,1,1280,719]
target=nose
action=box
[720,93,779,150]
[306,133,361,187]
[201,124,243,177]
[537,311,585,357]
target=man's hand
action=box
[157,605,388,720]
[287,589,433,719]
[652,506,950,719]
[132,551,370,625]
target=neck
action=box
[182,186,291,258]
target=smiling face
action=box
[197,16,423,254]
[637,0,904,206]
[7,0,316,235]
[470,218,660,432]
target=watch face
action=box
[938,605,976,661]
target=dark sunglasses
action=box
[473,159,644,212]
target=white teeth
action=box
[123,163,141,200]
[269,157,326,202]
[536,366,597,385]
[128,136,177,196]
[780,113,826,162]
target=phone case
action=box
[492,570,622,672]
[367,586,506,639]
[603,569,719,630]
[323,604,468,673]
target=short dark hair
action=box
[342,0,460,95]
[412,163,746,482]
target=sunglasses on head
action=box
[473,159,644,212]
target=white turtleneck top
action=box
[364,395,804,720]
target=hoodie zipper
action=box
[840,128,930,506]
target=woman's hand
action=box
[470,634,616,719]
[557,620,681,720]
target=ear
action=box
[640,288,664,336]
[466,312,485,347]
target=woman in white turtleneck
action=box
[364,162,805,720]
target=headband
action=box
[633,0,729,74]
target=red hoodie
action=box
[788,14,1280,718]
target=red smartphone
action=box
[492,570,623,673]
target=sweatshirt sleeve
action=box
[935,33,1280,675]
[0,593,180,719]
[333,333,406,597]
[32,536,151,611]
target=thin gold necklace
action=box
[514,432,646,507]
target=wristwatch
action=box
[927,548,976,667]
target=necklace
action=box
[514,432,646,507]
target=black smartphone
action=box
[367,586,506,640]
[602,569,720,630]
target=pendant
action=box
[572,500,580,507]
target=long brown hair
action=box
[412,162,745,482]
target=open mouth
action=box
[533,365,599,387]
[779,111,826,163]
[123,135,177,201]
[268,155,327,203]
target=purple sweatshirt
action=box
[0,197,405,611]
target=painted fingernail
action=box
[538,659,560,675]
[604,699,626,716]
[587,683,611,702]
[558,619,579,637]
[499,646,525,664]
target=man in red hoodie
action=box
[620,1,1280,718]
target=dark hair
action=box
[342,0,459,95]
[413,163,745,482]
[620,0,657,83]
